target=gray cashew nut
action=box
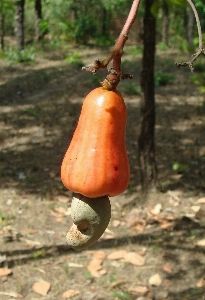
[66,193,111,250]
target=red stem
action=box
[112,0,141,73]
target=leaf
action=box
[62,290,80,299]
[56,195,71,203]
[149,273,162,286]
[24,239,41,246]
[110,280,127,288]
[129,286,149,295]
[196,239,205,246]
[197,278,205,287]
[55,206,67,214]
[150,203,162,215]
[20,228,37,235]
[0,291,24,298]
[191,205,201,213]
[0,268,12,277]
[162,264,173,274]
[68,263,83,268]
[107,250,127,260]
[124,252,145,266]
[112,220,121,227]
[32,280,51,296]
[197,197,205,204]
[92,251,106,260]
[87,258,105,277]
[160,222,175,230]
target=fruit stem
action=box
[83,0,142,90]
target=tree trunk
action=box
[138,0,157,192]
[161,1,169,45]
[35,0,42,41]
[0,7,5,51]
[14,0,25,50]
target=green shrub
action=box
[155,71,175,86]
[121,82,141,95]
[65,52,84,67]
[193,62,205,72]
[190,73,205,93]
[157,42,169,51]
[94,36,114,47]
[172,162,188,173]
[5,47,35,63]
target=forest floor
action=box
[0,43,205,300]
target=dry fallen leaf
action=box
[68,263,84,268]
[20,228,37,235]
[124,252,145,266]
[110,261,121,268]
[62,289,80,299]
[99,268,107,276]
[151,203,162,215]
[87,258,104,277]
[112,220,121,227]
[169,198,179,207]
[197,197,205,204]
[162,264,173,274]
[55,206,67,214]
[160,222,175,230]
[32,280,51,296]
[110,280,127,288]
[191,205,201,213]
[24,239,41,246]
[129,285,149,295]
[149,273,162,286]
[196,278,205,287]
[196,239,205,246]
[0,291,24,298]
[92,251,106,260]
[56,195,71,203]
[34,267,46,274]
[0,268,12,277]
[107,250,127,260]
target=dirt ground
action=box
[0,45,205,300]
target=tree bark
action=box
[161,1,169,45]
[35,0,42,41]
[0,8,5,51]
[138,0,157,192]
[14,0,25,50]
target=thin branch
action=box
[176,0,205,72]
[187,0,202,49]
[82,0,141,89]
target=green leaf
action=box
[151,0,161,17]
[170,0,187,7]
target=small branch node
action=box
[82,58,107,74]
[175,47,205,72]
[121,73,133,80]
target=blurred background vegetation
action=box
[0,0,205,62]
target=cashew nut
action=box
[66,193,111,250]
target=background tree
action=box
[0,0,5,50]
[161,1,169,45]
[138,0,157,191]
[14,0,25,50]
[34,0,42,41]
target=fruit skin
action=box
[61,87,130,198]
